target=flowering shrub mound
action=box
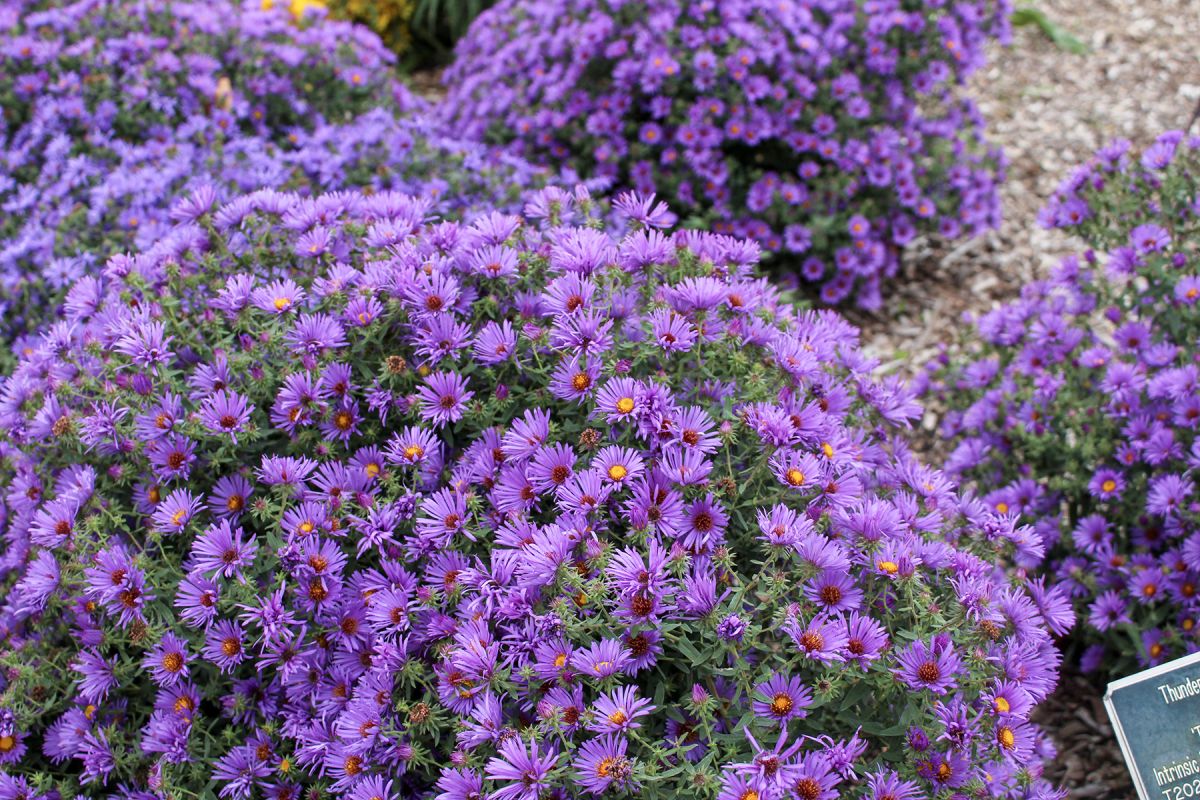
[0,0,546,339]
[1,0,393,148]
[0,184,1068,799]
[927,131,1200,673]
[439,0,1009,309]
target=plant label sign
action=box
[1106,650,1200,800]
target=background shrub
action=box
[0,185,1066,798]
[925,131,1200,673]
[0,0,545,341]
[440,0,1010,309]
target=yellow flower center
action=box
[1102,479,1117,493]
[994,696,1010,713]
[877,560,899,574]
[607,464,628,481]
[616,397,635,414]
[273,297,291,311]
[997,726,1015,750]
[786,468,805,487]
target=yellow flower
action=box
[262,0,326,20]
[289,0,325,18]
[325,0,413,53]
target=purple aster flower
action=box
[387,425,439,466]
[805,569,863,612]
[716,613,748,641]
[473,320,518,365]
[785,614,848,664]
[74,649,118,703]
[594,446,645,487]
[147,433,197,482]
[208,473,254,519]
[549,355,601,403]
[79,730,116,785]
[893,638,962,694]
[1129,223,1170,253]
[484,737,558,800]
[417,371,473,428]
[577,639,630,678]
[648,309,696,353]
[203,619,247,673]
[1088,590,1131,632]
[114,320,174,370]
[752,673,813,724]
[435,768,485,800]
[192,520,259,580]
[1175,276,1200,305]
[1087,468,1124,501]
[862,769,922,800]
[143,632,190,686]
[153,489,202,535]
[251,278,306,315]
[843,611,889,669]
[256,455,318,487]
[174,573,220,628]
[589,685,654,734]
[573,735,635,795]
[199,389,254,443]
[1148,474,1192,516]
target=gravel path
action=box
[849,2,1198,797]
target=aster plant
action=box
[927,131,1200,673]
[439,0,1009,309]
[0,185,1066,799]
[0,0,543,340]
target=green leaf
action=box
[1012,6,1089,54]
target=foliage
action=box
[1011,6,1088,55]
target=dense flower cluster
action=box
[0,186,1066,798]
[0,0,543,339]
[440,0,1009,309]
[927,131,1200,672]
